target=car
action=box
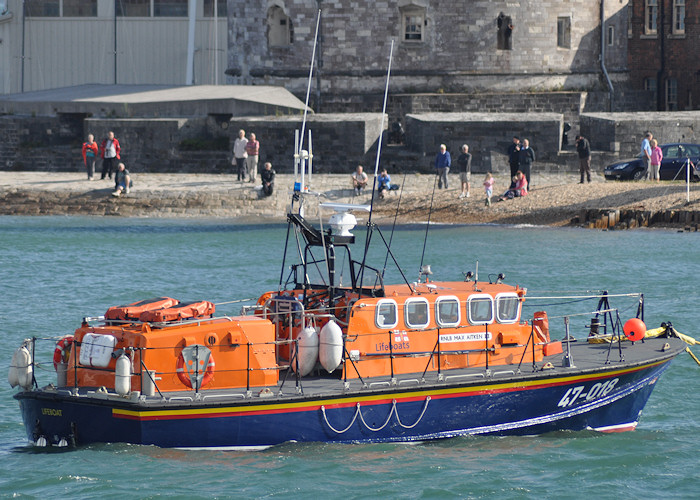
[604,143,700,181]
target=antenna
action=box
[367,40,395,221]
[357,41,394,294]
[297,10,320,161]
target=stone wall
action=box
[405,112,563,174]
[580,111,700,156]
[232,114,386,173]
[0,114,387,175]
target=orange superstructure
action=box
[66,314,278,393]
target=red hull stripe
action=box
[113,359,665,422]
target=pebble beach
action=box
[2,170,700,228]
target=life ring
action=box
[176,350,215,388]
[53,335,74,370]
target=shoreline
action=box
[2,171,700,229]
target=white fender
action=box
[8,348,20,388]
[10,346,33,390]
[115,354,131,396]
[292,326,318,376]
[319,320,343,373]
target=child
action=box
[483,173,495,206]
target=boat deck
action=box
[45,337,686,409]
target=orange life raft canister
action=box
[105,297,180,321]
[139,301,216,323]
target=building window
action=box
[557,16,571,49]
[401,5,426,43]
[25,0,97,17]
[666,79,678,110]
[117,0,151,17]
[645,77,658,102]
[203,0,227,17]
[673,0,685,34]
[25,0,59,16]
[63,0,97,16]
[267,6,294,47]
[154,0,187,17]
[497,12,514,50]
[607,26,614,46]
[628,1,634,38]
[645,0,658,35]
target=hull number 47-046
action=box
[557,378,619,407]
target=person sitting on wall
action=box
[261,162,275,197]
[111,163,131,197]
[352,165,369,195]
[377,168,399,199]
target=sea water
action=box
[0,216,699,499]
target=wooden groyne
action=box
[575,208,700,230]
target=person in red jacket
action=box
[100,131,121,180]
[82,134,99,180]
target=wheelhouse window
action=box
[405,298,429,329]
[645,0,658,35]
[268,5,294,47]
[557,17,571,49]
[435,297,460,328]
[673,0,685,34]
[467,295,494,325]
[375,300,398,329]
[496,294,520,323]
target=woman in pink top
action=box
[498,171,528,201]
[649,139,663,181]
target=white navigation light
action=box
[320,203,371,237]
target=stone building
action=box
[627,0,699,111]
[227,0,629,101]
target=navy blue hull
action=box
[16,358,672,448]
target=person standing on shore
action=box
[641,132,653,180]
[507,136,520,178]
[435,144,451,189]
[100,131,120,180]
[650,139,663,181]
[483,172,495,207]
[518,138,535,187]
[232,129,248,181]
[575,135,592,183]
[82,134,98,181]
[456,144,472,198]
[245,132,260,183]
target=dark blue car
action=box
[604,143,700,181]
